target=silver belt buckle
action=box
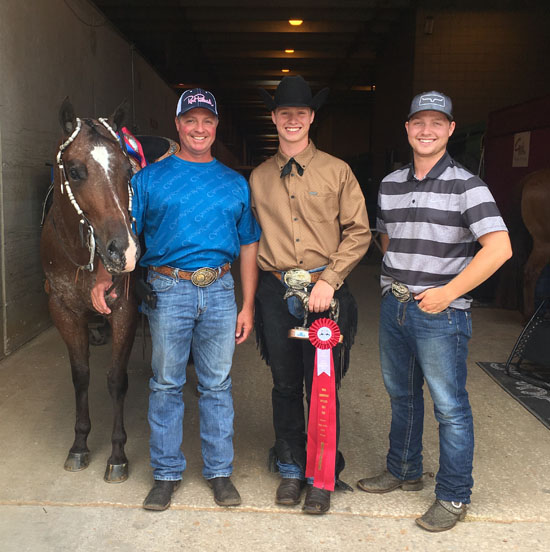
[283,268,312,289]
[391,281,412,302]
[191,267,218,287]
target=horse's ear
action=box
[59,96,77,135]
[109,99,130,133]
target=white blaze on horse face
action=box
[90,145,138,272]
[109,193,138,272]
[90,145,112,177]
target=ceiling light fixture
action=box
[285,49,295,54]
[289,20,303,26]
[281,69,290,73]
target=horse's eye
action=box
[67,165,87,181]
[69,167,81,180]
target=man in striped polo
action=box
[357,91,512,531]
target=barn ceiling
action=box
[91,0,415,164]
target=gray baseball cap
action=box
[408,91,453,121]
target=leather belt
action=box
[271,269,323,284]
[150,263,231,287]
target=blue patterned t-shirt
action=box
[131,155,261,270]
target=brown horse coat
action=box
[40,98,140,482]
[521,168,550,319]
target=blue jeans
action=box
[144,270,237,481]
[379,293,474,503]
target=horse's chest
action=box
[47,271,93,308]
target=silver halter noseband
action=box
[55,117,134,272]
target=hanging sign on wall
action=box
[512,131,530,167]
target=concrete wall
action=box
[0,0,179,359]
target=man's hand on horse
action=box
[91,262,116,315]
[308,279,335,313]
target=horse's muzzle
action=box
[102,235,139,273]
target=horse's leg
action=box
[523,242,550,320]
[49,297,92,471]
[104,297,138,483]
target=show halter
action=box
[55,117,135,273]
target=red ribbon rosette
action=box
[306,318,340,491]
[308,318,341,350]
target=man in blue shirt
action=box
[92,88,260,511]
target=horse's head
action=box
[57,98,140,274]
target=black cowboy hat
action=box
[259,75,329,111]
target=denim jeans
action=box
[379,292,474,503]
[144,270,237,481]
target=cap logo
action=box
[184,93,214,107]
[418,94,445,108]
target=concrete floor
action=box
[1,260,549,551]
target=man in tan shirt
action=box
[250,75,371,514]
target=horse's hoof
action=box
[104,462,128,483]
[64,452,90,472]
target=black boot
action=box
[302,484,331,514]
[207,476,241,507]
[276,478,305,505]
[143,480,180,511]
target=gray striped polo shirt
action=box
[377,151,508,309]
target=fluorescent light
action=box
[281,69,290,73]
[289,19,303,26]
[285,49,295,54]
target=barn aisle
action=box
[0,261,549,551]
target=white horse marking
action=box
[90,145,112,177]
[90,144,137,271]
[123,234,138,272]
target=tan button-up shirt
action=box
[249,141,371,289]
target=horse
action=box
[40,98,140,483]
[521,168,550,320]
